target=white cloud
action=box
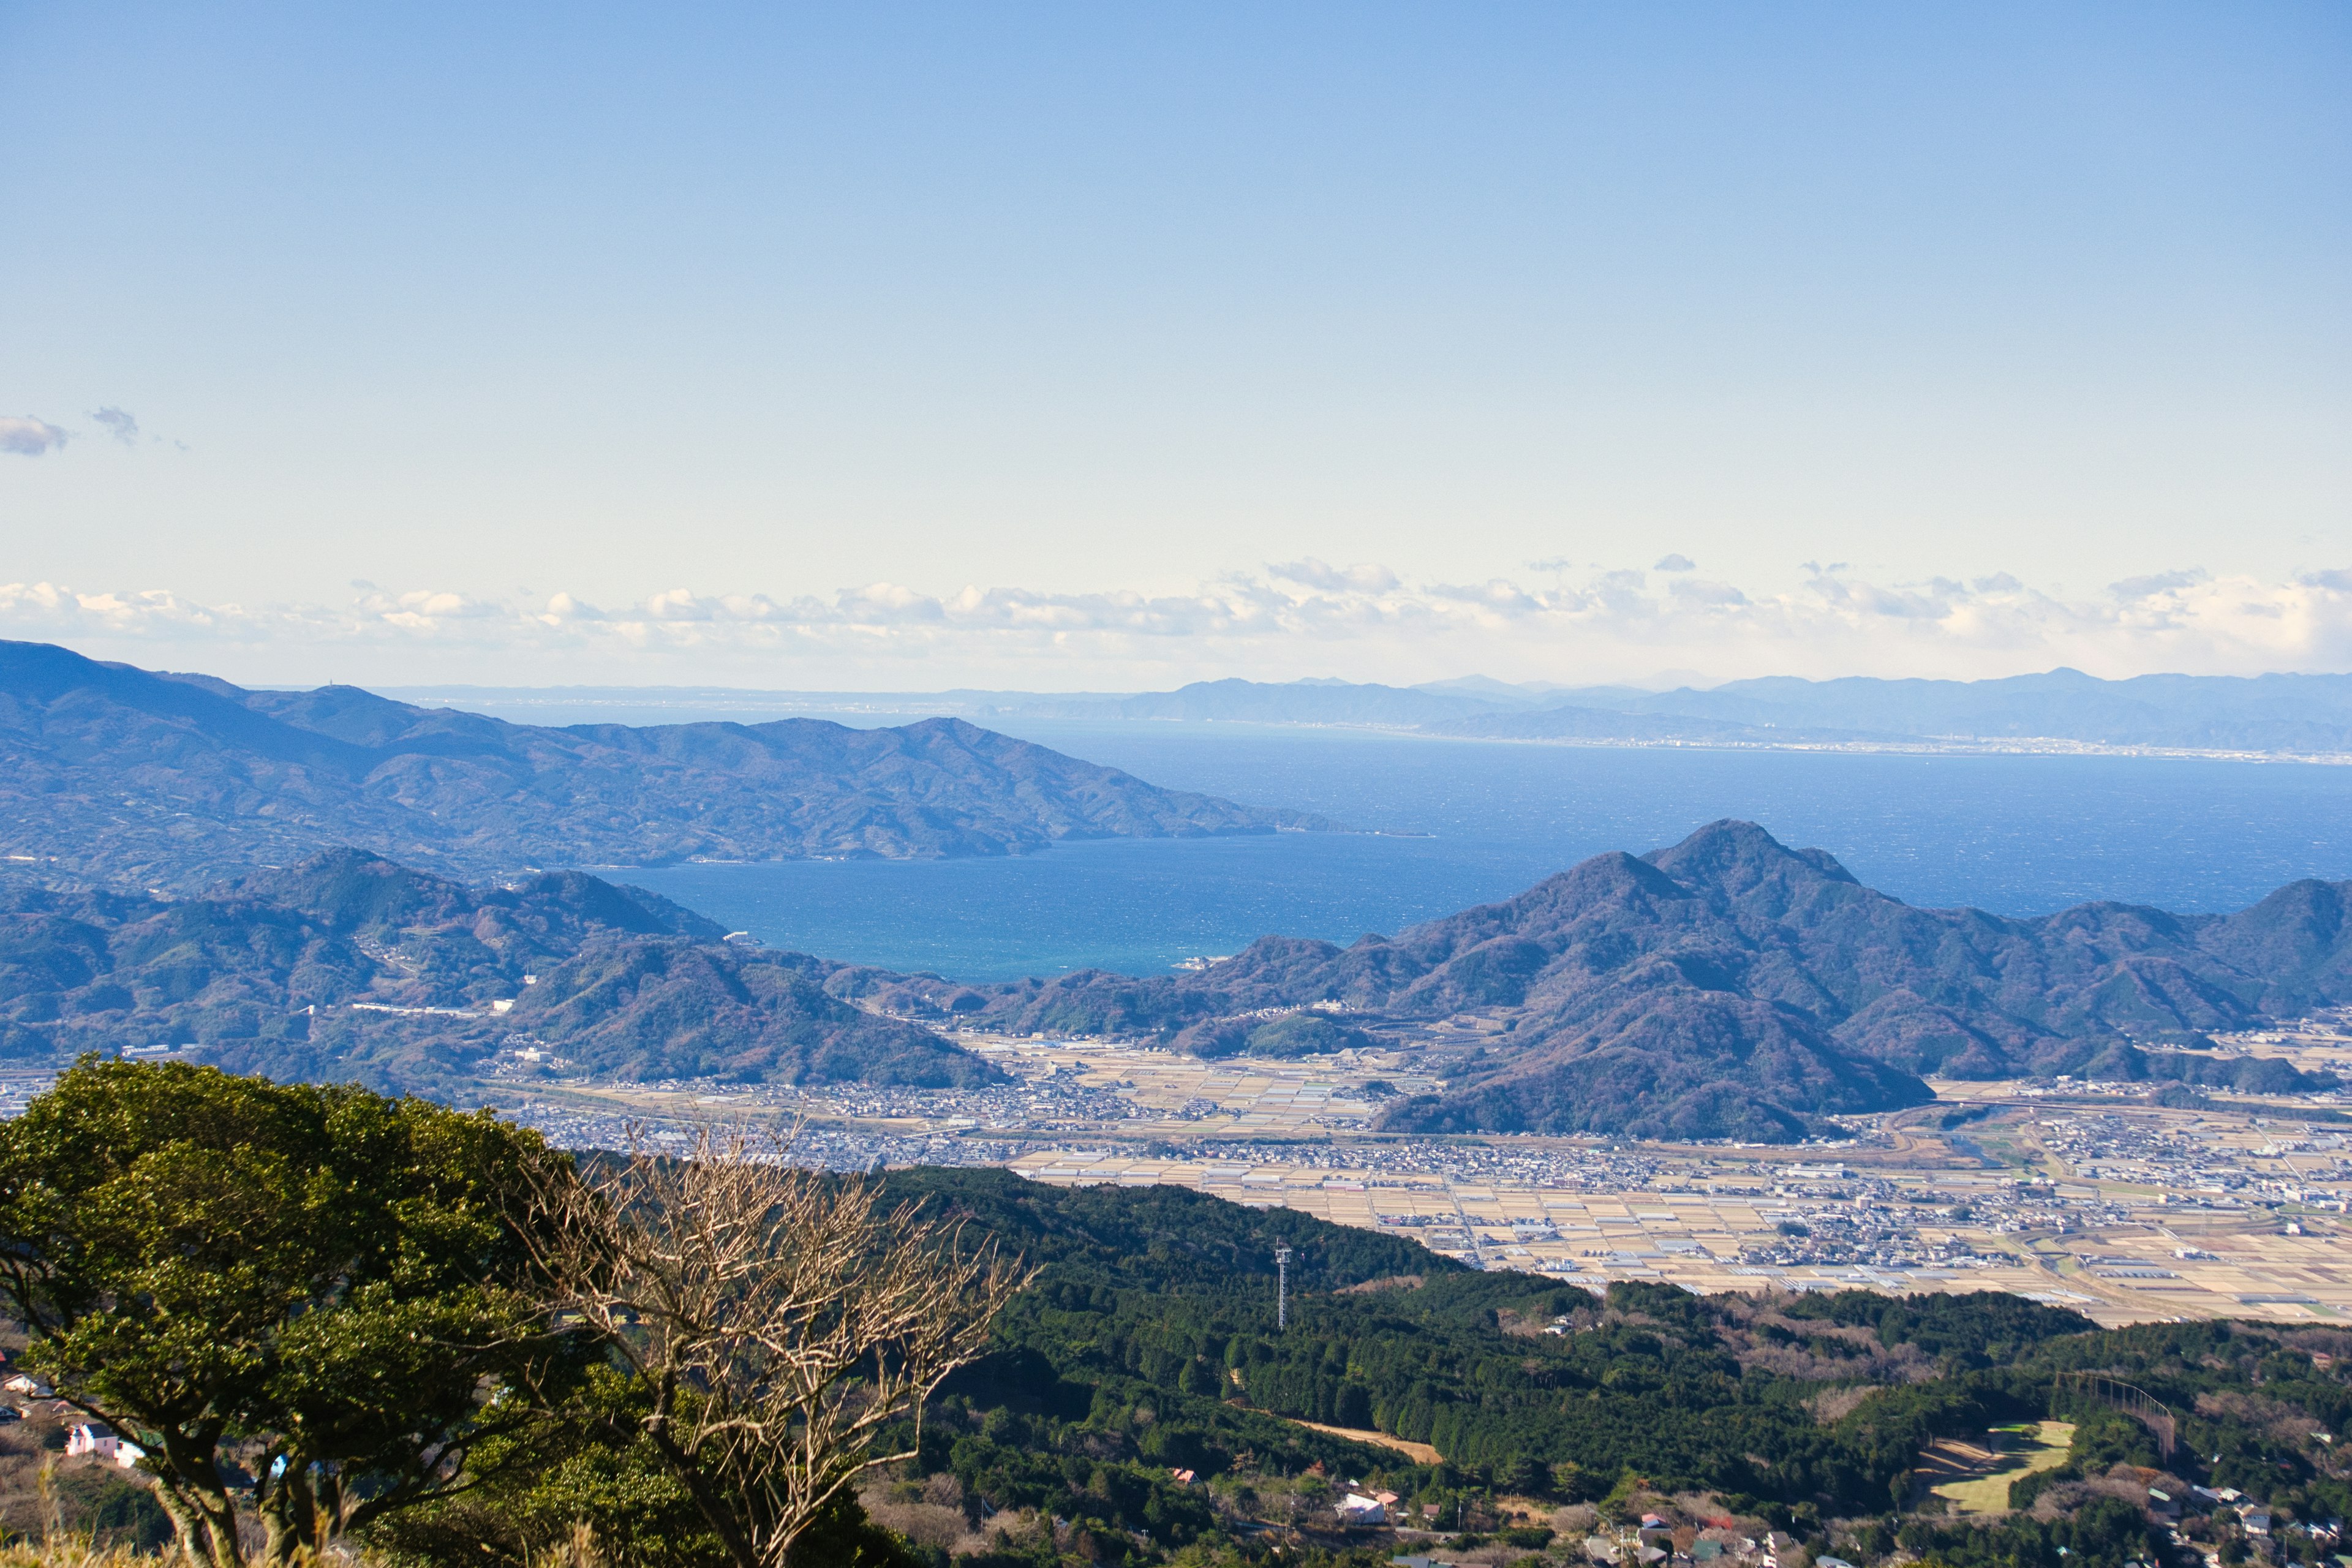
[89,407,141,447]
[1654,553,1696,572]
[4,563,2350,688]
[1268,557,1402,594]
[0,417,69,456]
[1668,577,1748,609]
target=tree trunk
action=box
[153,1431,248,1568]
[148,1482,212,1567]
[255,1460,323,1567]
[644,1370,764,1568]
[154,1474,246,1568]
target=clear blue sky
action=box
[2,2,2348,687]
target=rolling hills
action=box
[0,639,1329,889]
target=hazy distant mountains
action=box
[390,669,2352,755]
[0,641,1329,888]
[0,849,1000,1093]
[1170,669,2352,752]
[1475,669,2352,753]
[858,821,2352,1141]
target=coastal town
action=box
[18,1011,2352,1335]
[11,1007,2349,1330]
[445,1005,2352,1329]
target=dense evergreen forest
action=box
[379,1168,2352,1568]
[4,1066,2345,1568]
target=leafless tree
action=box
[524,1126,1030,1568]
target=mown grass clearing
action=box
[1931,1421,2076,1514]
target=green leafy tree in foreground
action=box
[366,1366,931,1568]
[0,1057,580,1567]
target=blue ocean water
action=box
[617,725,2352,983]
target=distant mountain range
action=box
[0,641,1329,888]
[0,848,1000,1093]
[13,637,2352,1141]
[854,821,2352,1140]
[385,669,2352,755]
[1457,669,2352,753]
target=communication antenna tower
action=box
[1275,1246,1293,1330]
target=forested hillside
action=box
[0,639,1327,888]
[873,1171,2101,1510]
[4,1073,2339,1568]
[855,1172,2352,1567]
[15,817,2348,1137]
[853,821,2352,1140]
[0,848,995,1091]
[386,1166,2352,1568]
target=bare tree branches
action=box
[522,1127,1030,1568]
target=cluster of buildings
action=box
[12,1010,2352,1324]
[2032,1111,2352,1209]
[1,1368,145,1471]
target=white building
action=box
[66,1424,145,1469]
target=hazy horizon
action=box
[5,3,2348,688]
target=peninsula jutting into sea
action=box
[7,640,2352,1335]
[384,667,2352,762]
[9,9,2349,1556]
[9,651,2352,1559]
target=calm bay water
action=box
[614,724,2352,982]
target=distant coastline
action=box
[380,668,2352,764]
[1420,731,2352,766]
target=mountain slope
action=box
[0,849,997,1091]
[501,937,995,1085]
[851,821,2352,1139]
[0,640,1329,888]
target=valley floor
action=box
[30,1008,2352,1330]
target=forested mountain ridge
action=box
[892,1167,2097,1499]
[0,639,1328,889]
[0,848,997,1091]
[853,821,2352,1140]
[736,1169,2342,1568]
[13,822,2339,1134]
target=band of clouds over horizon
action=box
[4,560,2350,684]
